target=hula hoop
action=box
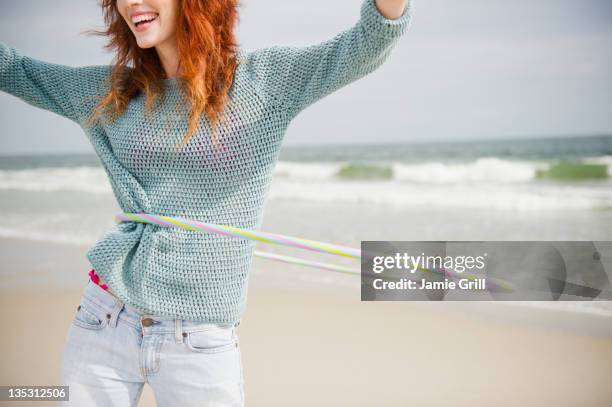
[115,212,361,274]
[114,212,515,292]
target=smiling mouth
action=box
[132,13,159,29]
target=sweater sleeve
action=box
[245,0,411,119]
[0,42,111,125]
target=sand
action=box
[1,237,612,406]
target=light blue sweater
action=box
[0,0,411,322]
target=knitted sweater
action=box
[0,0,411,322]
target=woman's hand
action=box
[374,0,407,20]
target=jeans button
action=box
[142,318,154,327]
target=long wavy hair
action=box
[85,0,241,150]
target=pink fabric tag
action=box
[89,269,109,290]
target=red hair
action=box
[86,0,241,150]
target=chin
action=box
[136,42,156,49]
[135,38,158,49]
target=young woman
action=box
[0,0,410,405]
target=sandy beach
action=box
[1,236,612,406]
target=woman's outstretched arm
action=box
[0,42,110,125]
[245,0,412,119]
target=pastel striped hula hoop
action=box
[114,213,515,293]
[115,212,361,275]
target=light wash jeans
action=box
[59,279,244,406]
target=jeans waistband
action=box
[80,279,241,334]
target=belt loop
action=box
[109,300,124,328]
[175,319,183,344]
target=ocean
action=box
[0,133,611,244]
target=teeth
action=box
[132,13,157,24]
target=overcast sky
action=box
[1,0,611,155]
